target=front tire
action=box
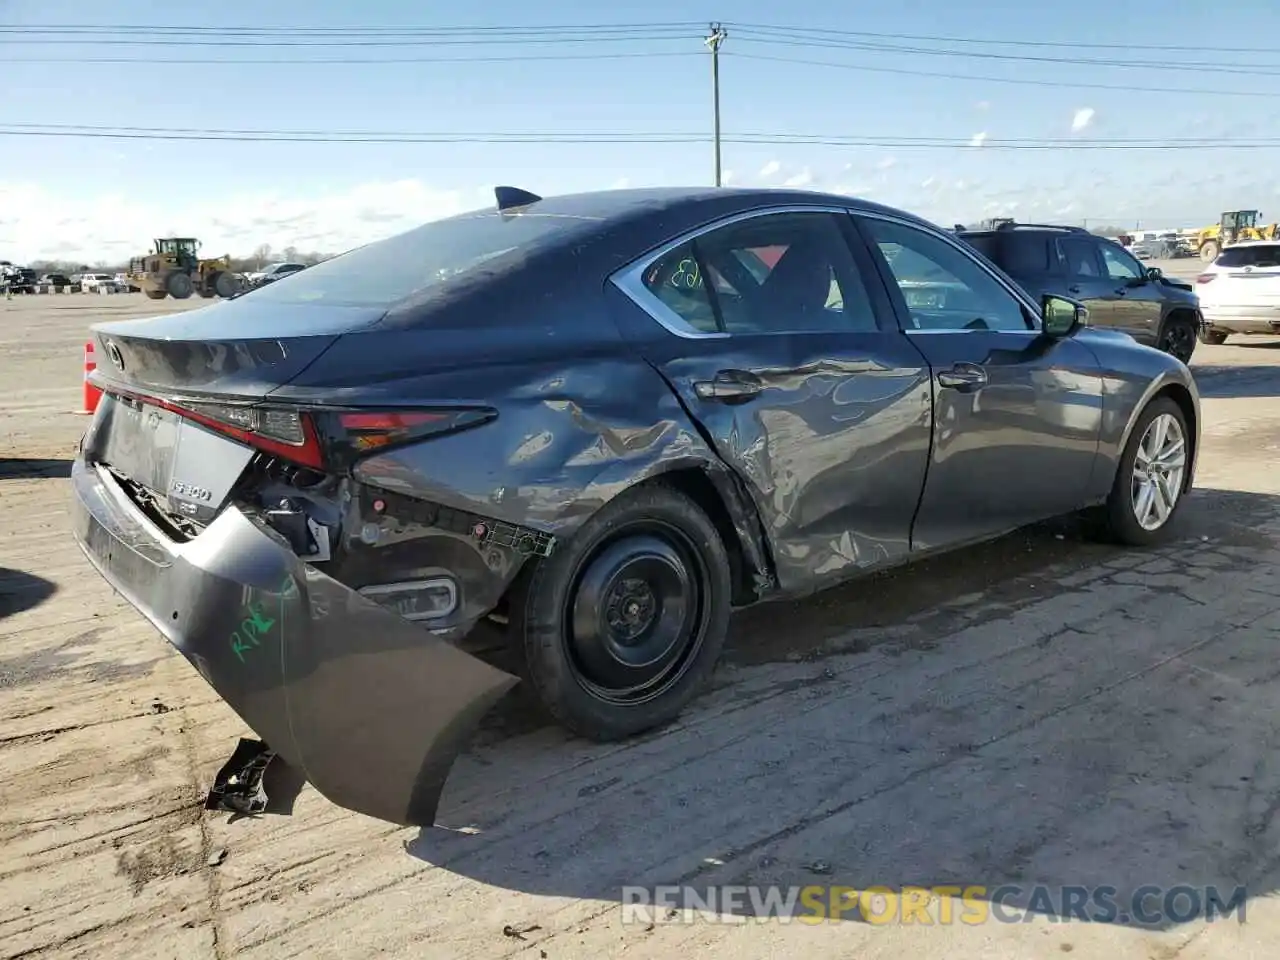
[1200,240,1220,262]
[167,271,194,299]
[1102,396,1190,546]
[1157,316,1197,363]
[516,483,732,741]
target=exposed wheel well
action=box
[647,468,763,607]
[1164,307,1198,327]
[1151,383,1198,491]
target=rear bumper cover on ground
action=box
[69,456,519,826]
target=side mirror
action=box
[1145,266,1163,281]
[1041,294,1086,338]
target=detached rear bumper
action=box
[69,456,518,826]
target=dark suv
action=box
[956,222,1203,363]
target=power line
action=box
[6,51,703,65]
[0,29,694,47]
[726,21,1280,55]
[3,123,1279,149]
[0,21,701,33]
[727,28,1280,77]
[729,52,1280,99]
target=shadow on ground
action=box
[410,487,1280,932]
[1192,340,1280,398]
[0,567,57,620]
[0,458,73,480]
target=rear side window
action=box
[1003,236,1052,274]
[246,210,604,308]
[640,211,880,335]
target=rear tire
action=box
[1100,396,1190,546]
[1200,240,1220,262]
[166,272,194,299]
[214,271,237,298]
[516,483,732,741]
[1199,328,1229,345]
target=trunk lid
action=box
[90,297,389,398]
[86,298,389,530]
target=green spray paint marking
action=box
[230,574,297,664]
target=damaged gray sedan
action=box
[70,186,1199,826]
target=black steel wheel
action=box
[517,483,732,741]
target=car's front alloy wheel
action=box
[1102,396,1190,544]
[1131,412,1187,531]
[517,483,732,741]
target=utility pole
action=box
[706,22,727,187]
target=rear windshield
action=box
[1217,245,1280,268]
[245,210,605,308]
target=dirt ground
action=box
[4,264,1280,959]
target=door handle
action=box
[936,363,988,390]
[1067,285,1082,294]
[694,371,763,401]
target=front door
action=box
[616,208,934,594]
[1098,238,1164,347]
[854,215,1104,552]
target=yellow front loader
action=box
[126,237,244,300]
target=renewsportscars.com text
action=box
[620,884,1247,926]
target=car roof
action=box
[462,185,940,233]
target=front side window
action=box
[639,211,880,335]
[862,218,1031,332]
[1100,242,1144,281]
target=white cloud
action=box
[877,157,898,170]
[1071,108,1095,132]
[969,131,988,148]
[610,176,631,190]
[921,176,937,188]
[783,168,814,187]
[722,169,735,184]
[758,159,782,179]
[0,179,474,263]
[975,100,991,111]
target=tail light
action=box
[103,387,495,473]
[1195,273,1216,284]
[328,408,495,467]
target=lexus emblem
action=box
[106,341,124,371]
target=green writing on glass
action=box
[229,574,296,664]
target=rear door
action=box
[611,207,934,593]
[1057,236,1118,329]
[853,214,1103,551]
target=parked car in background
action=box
[1195,240,1280,344]
[8,267,37,294]
[956,221,1204,363]
[79,273,117,292]
[247,261,307,287]
[71,186,1200,827]
[40,273,71,291]
[114,272,138,292]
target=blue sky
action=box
[3,0,1280,262]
